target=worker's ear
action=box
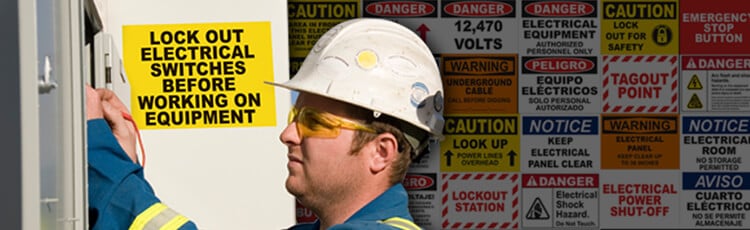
[369,132,398,174]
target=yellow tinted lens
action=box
[290,107,342,138]
[289,107,375,139]
[287,107,298,124]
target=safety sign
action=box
[288,0,359,58]
[288,0,359,78]
[601,0,679,55]
[404,173,441,229]
[519,0,599,56]
[362,0,438,18]
[440,115,519,172]
[600,171,680,228]
[679,0,750,55]
[442,54,518,114]
[123,22,276,129]
[519,56,600,114]
[521,116,600,172]
[390,0,518,55]
[681,56,750,112]
[681,116,749,171]
[681,172,750,229]
[441,173,519,229]
[602,55,679,113]
[522,174,599,228]
[600,114,679,169]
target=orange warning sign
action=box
[600,114,680,169]
[442,54,518,114]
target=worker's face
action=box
[279,93,371,204]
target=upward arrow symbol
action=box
[416,24,430,41]
[444,150,453,166]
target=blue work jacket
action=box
[289,184,419,230]
[88,119,198,230]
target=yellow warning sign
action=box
[288,0,359,58]
[687,94,703,109]
[123,22,276,129]
[600,0,680,55]
[440,115,520,172]
[687,75,703,90]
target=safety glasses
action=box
[288,106,376,139]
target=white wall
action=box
[96,1,294,229]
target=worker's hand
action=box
[86,85,103,120]
[95,88,138,164]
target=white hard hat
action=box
[268,18,444,143]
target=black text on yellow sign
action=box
[123,22,276,129]
[600,1,679,54]
[441,115,520,172]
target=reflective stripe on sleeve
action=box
[129,203,190,230]
[380,217,421,230]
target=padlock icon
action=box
[655,26,669,44]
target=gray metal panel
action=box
[37,0,64,228]
[0,0,22,229]
[37,0,88,228]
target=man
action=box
[270,18,444,229]
[87,18,444,230]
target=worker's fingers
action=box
[103,101,138,163]
[85,85,104,120]
[96,88,130,114]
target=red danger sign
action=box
[524,1,595,17]
[523,174,599,188]
[444,1,513,17]
[365,1,435,17]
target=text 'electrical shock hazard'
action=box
[522,174,600,228]
[123,22,276,129]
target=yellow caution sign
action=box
[123,22,276,129]
[440,115,520,172]
[687,94,703,109]
[687,75,703,90]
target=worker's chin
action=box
[285,176,304,196]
